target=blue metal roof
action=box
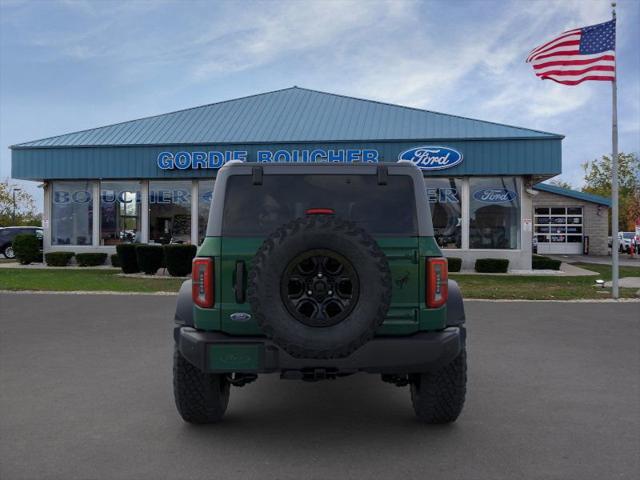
[533,183,611,206]
[12,87,562,148]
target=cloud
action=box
[189,0,403,80]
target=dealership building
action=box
[10,87,611,269]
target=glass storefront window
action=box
[424,177,462,248]
[51,181,93,245]
[198,180,215,244]
[469,177,520,249]
[100,181,141,245]
[149,181,192,244]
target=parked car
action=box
[173,161,467,424]
[0,226,43,259]
[619,232,635,253]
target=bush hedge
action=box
[532,255,561,270]
[475,258,509,273]
[135,245,164,275]
[115,244,139,273]
[163,244,197,277]
[75,253,108,267]
[110,254,121,268]
[446,257,462,273]
[45,252,75,267]
[12,234,41,265]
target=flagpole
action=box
[611,1,619,298]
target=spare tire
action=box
[248,215,391,359]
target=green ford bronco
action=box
[173,161,466,424]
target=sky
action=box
[1,0,639,211]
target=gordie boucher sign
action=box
[156,146,463,171]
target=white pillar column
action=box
[520,178,533,270]
[141,181,149,243]
[92,181,100,246]
[43,182,52,252]
[191,180,199,245]
[461,178,470,250]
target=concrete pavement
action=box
[1,294,638,480]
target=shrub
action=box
[446,257,462,273]
[475,258,509,273]
[116,244,139,273]
[135,245,164,275]
[75,253,108,267]
[110,254,121,268]
[45,252,74,267]
[163,244,197,277]
[532,255,561,270]
[13,234,41,265]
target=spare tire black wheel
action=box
[248,215,392,359]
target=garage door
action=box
[535,207,583,254]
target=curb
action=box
[0,290,178,296]
[0,290,637,302]
[464,298,640,303]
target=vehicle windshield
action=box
[222,174,418,236]
[622,232,634,239]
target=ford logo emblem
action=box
[230,312,252,322]
[473,188,518,203]
[398,146,463,170]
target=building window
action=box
[198,180,215,244]
[51,181,93,246]
[469,177,520,249]
[100,181,141,245]
[424,177,462,248]
[149,181,192,244]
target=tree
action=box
[582,153,640,232]
[547,177,573,190]
[0,180,41,227]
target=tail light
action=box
[305,208,335,215]
[426,257,448,308]
[192,258,214,308]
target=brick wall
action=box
[532,191,609,255]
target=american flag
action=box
[526,19,616,85]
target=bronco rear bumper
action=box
[175,326,463,375]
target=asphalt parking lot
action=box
[1,294,638,480]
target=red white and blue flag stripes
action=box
[526,19,616,85]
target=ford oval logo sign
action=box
[473,188,518,203]
[398,146,463,170]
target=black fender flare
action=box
[446,279,465,326]
[174,280,194,327]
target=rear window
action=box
[222,174,417,236]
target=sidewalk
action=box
[547,254,640,267]
[453,263,598,276]
[0,261,118,270]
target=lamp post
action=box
[12,188,22,224]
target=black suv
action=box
[0,227,43,259]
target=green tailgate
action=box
[193,236,446,335]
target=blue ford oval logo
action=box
[230,312,252,322]
[398,146,463,170]
[473,188,518,203]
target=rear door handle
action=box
[234,261,246,303]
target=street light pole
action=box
[12,188,22,224]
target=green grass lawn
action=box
[451,262,640,300]
[0,262,638,299]
[0,268,183,293]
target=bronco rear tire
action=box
[173,344,230,424]
[248,215,392,359]
[410,338,467,424]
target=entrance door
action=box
[535,207,583,254]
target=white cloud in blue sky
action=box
[1,0,638,209]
